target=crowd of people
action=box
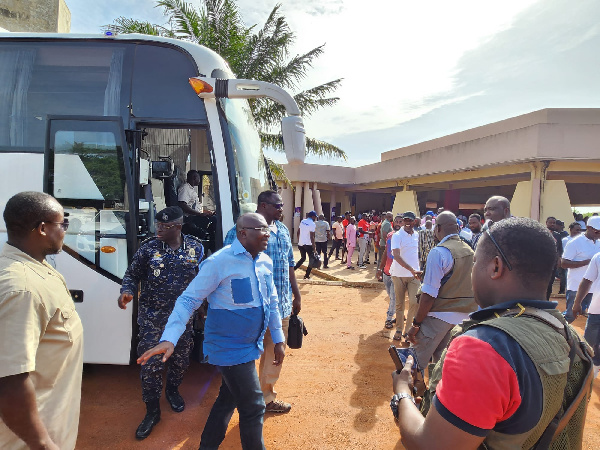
[0,189,597,449]
[292,195,598,448]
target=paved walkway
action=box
[293,245,383,287]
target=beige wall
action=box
[0,0,71,32]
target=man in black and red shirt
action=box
[390,217,591,449]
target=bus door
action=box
[135,125,220,253]
[44,116,137,364]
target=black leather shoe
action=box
[165,387,185,412]
[136,400,160,440]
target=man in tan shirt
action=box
[0,191,83,450]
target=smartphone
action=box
[388,345,419,373]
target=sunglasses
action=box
[155,222,180,231]
[33,219,69,231]
[243,226,271,234]
[266,202,284,209]
[482,222,513,271]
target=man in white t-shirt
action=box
[561,216,600,322]
[178,170,207,216]
[390,211,421,342]
[328,216,344,261]
[572,251,600,378]
[294,211,317,279]
[178,170,215,251]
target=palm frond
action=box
[102,17,174,37]
[260,132,346,161]
[265,157,293,188]
[306,137,347,160]
[157,0,203,41]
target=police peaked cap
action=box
[157,206,184,223]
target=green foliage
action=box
[103,0,345,161]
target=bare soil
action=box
[77,284,600,449]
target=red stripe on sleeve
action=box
[436,335,521,430]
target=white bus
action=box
[0,32,305,364]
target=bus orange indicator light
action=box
[100,246,116,253]
[189,78,213,94]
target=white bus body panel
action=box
[0,153,133,365]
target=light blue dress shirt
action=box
[224,220,295,318]
[160,238,284,366]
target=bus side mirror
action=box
[282,116,306,164]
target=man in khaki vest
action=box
[405,211,478,366]
[391,217,592,449]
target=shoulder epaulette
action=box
[139,236,158,247]
[184,234,204,243]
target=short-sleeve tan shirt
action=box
[0,244,83,450]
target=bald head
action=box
[236,213,270,257]
[435,211,458,236]
[236,212,268,232]
[484,196,511,223]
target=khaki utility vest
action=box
[422,306,593,449]
[430,236,477,313]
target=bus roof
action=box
[0,32,235,79]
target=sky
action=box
[66,0,600,167]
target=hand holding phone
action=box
[389,345,419,373]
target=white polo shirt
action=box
[390,227,420,277]
[178,182,201,213]
[584,253,600,314]
[563,234,600,292]
[298,219,316,246]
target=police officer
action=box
[118,206,204,440]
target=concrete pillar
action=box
[541,180,573,226]
[312,182,323,216]
[303,182,314,215]
[330,190,337,220]
[293,183,303,244]
[280,183,294,233]
[391,191,419,217]
[511,181,534,219]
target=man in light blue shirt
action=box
[139,213,284,450]
[223,190,300,413]
[405,212,478,366]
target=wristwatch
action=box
[390,393,416,419]
[412,318,422,327]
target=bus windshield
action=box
[220,98,270,214]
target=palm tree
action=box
[105,0,346,164]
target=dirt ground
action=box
[77,283,600,449]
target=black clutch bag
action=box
[287,314,308,349]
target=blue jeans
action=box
[383,273,396,321]
[584,314,600,366]
[199,360,265,450]
[564,290,592,323]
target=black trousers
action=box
[294,245,314,277]
[316,241,329,267]
[328,239,343,259]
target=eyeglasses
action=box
[482,223,513,271]
[266,202,284,209]
[33,220,69,231]
[155,222,180,231]
[243,226,271,234]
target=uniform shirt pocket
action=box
[231,277,253,304]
